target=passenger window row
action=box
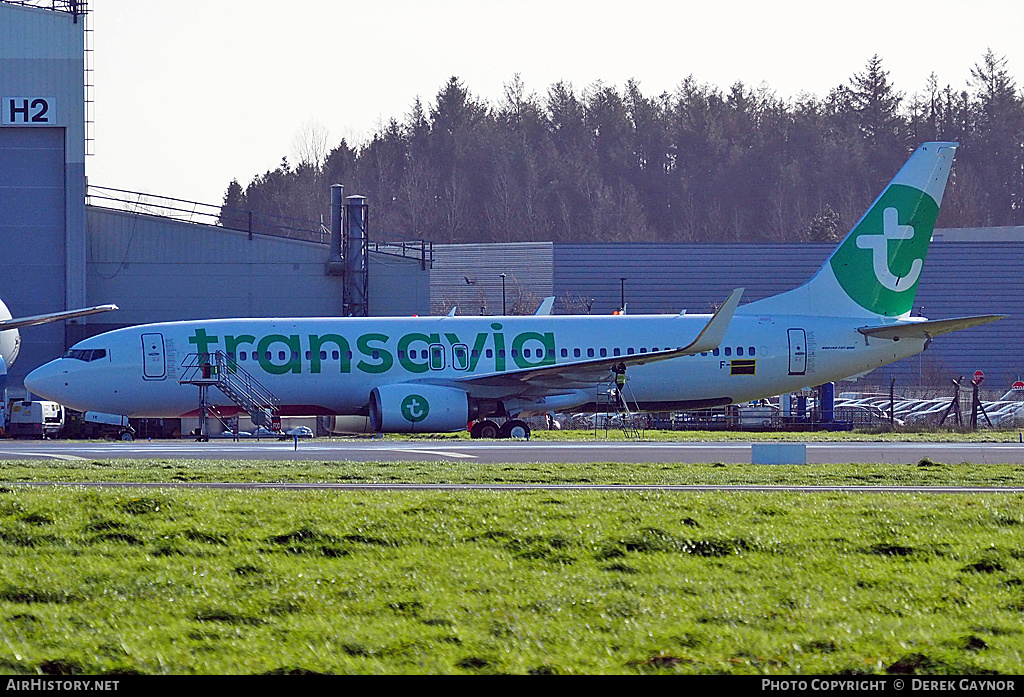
[235,350,350,362]
[230,348,559,362]
[225,344,757,366]
[555,346,757,359]
[700,346,756,357]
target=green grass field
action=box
[1,452,1024,674]
[1,456,1023,487]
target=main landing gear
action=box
[469,418,531,440]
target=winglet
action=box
[534,297,555,316]
[682,288,743,354]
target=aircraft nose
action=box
[24,360,68,401]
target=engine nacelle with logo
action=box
[369,383,470,433]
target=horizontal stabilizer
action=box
[0,304,119,331]
[858,314,1005,341]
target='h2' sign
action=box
[2,97,57,125]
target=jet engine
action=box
[369,383,470,433]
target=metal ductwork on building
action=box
[327,184,345,267]
[325,186,369,317]
[343,195,368,317]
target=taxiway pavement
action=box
[1,438,1022,465]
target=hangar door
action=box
[0,127,67,388]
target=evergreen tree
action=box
[848,54,904,147]
[219,58,1024,245]
[966,49,1023,224]
[218,179,247,231]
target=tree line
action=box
[220,51,1024,244]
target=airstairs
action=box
[179,352,280,440]
[595,379,644,440]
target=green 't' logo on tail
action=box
[829,184,939,317]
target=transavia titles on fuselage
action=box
[25,143,1003,439]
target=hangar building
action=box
[0,1,429,393]
[0,1,89,389]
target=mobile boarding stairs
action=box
[179,351,280,441]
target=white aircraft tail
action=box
[740,142,958,319]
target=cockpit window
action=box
[63,348,107,362]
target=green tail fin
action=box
[740,142,957,319]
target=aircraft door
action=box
[429,343,445,371]
[788,329,807,376]
[452,344,469,371]
[142,333,167,380]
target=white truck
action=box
[7,400,64,439]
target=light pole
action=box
[501,274,507,315]
[915,304,924,387]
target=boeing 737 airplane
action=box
[25,143,1003,438]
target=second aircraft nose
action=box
[24,360,69,403]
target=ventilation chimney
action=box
[343,195,369,317]
[325,184,345,275]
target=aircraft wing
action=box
[0,304,119,331]
[451,288,743,390]
[858,314,1004,341]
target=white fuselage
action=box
[0,298,19,370]
[24,312,923,419]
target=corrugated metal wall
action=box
[556,243,825,315]
[0,128,66,388]
[431,242,553,315]
[85,206,430,330]
[87,207,346,325]
[903,241,1022,389]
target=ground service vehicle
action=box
[8,399,64,438]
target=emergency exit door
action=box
[788,328,807,376]
[142,333,166,380]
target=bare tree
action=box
[292,119,332,169]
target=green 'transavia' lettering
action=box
[189,328,219,358]
[357,333,393,374]
[511,332,555,368]
[186,327,560,377]
[397,333,439,374]
[308,334,351,373]
[257,334,301,375]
